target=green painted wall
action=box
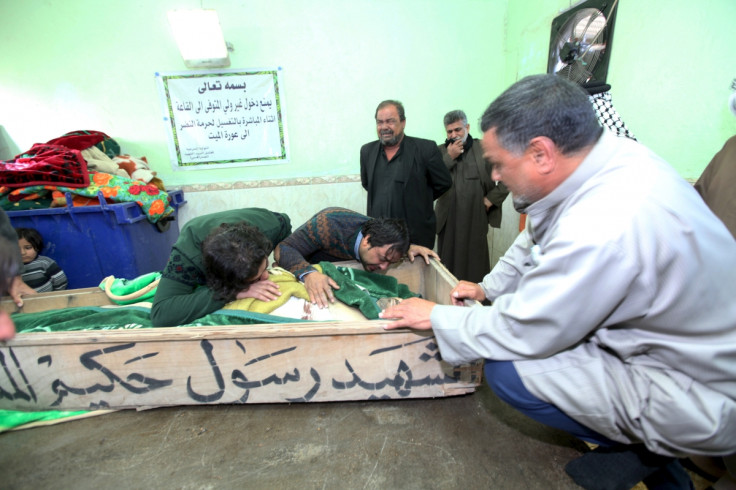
[0,0,506,187]
[505,0,736,178]
[3,0,734,184]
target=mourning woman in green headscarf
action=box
[150,208,291,327]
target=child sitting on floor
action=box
[15,227,68,292]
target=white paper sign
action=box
[155,68,289,170]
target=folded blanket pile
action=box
[1,171,174,223]
[0,130,173,223]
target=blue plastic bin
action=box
[8,190,186,289]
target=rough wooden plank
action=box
[1,288,113,314]
[0,329,481,410]
[0,259,483,410]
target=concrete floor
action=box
[0,383,712,490]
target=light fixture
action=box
[167,9,230,69]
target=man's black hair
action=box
[361,217,410,258]
[480,74,602,156]
[375,100,406,121]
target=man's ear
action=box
[528,136,557,175]
[361,234,371,248]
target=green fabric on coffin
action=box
[317,261,419,319]
[13,305,310,333]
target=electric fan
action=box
[547,0,619,85]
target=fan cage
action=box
[547,0,618,85]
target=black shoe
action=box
[642,459,694,490]
[564,444,693,490]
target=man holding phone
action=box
[435,110,509,283]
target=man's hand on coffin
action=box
[9,275,36,308]
[450,280,485,305]
[235,279,281,302]
[380,297,435,330]
[407,244,439,265]
[303,271,339,309]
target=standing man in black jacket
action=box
[360,100,452,249]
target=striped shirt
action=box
[21,256,68,292]
[274,207,367,279]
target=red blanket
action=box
[0,143,90,188]
[46,130,108,151]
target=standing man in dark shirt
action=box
[360,100,452,249]
[435,110,509,283]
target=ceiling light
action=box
[167,9,230,69]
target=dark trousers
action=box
[485,359,618,446]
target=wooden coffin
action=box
[0,259,482,411]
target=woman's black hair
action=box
[202,223,273,302]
